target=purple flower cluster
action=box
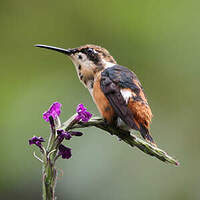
[29,136,45,148]
[58,144,72,159]
[29,102,92,160]
[57,129,83,142]
[57,129,72,141]
[56,130,83,159]
[43,102,62,122]
[76,104,92,122]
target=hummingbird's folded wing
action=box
[100,65,154,144]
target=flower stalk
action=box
[42,158,57,200]
[29,103,91,200]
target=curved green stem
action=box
[62,116,179,166]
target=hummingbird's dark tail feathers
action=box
[139,124,157,147]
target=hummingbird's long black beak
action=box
[35,44,76,55]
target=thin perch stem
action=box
[62,116,179,166]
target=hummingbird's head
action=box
[35,44,117,87]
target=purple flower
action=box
[43,102,62,122]
[75,104,92,122]
[29,136,45,148]
[57,130,84,143]
[58,144,72,159]
[69,131,83,136]
[57,129,72,141]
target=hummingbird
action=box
[35,44,156,146]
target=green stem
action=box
[42,159,57,200]
[62,116,179,166]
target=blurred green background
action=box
[0,0,199,199]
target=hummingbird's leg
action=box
[102,117,119,136]
[103,118,110,128]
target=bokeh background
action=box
[0,0,199,199]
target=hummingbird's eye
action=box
[87,48,93,54]
[81,48,99,64]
